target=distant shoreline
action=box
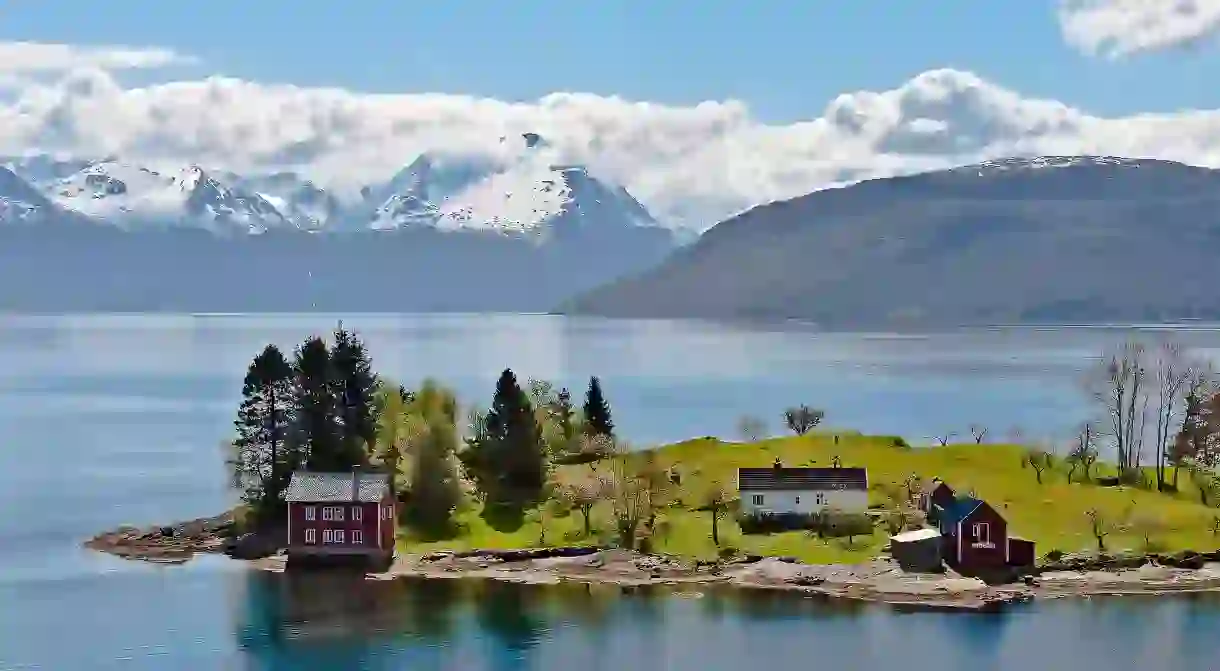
[83,513,1220,613]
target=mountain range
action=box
[561,156,1220,327]
[0,134,678,313]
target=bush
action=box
[737,510,875,539]
[813,511,874,539]
[891,437,910,448]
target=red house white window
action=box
[352,506,362,522]
[322,506,345,521]
[304,506,316,521]
[972,522,992,547]
[352,530,363,545]
[304,528,316,544]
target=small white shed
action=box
[737,466,869,517]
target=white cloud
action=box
[0,41,193,73]
[1058,0,1220,57]
[4,50,1220,229]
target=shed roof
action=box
[935,495,986,529]
[890,528,941,543]
[738,467,868,491]
[285,470,391,503]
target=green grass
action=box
[398,433,1220,563]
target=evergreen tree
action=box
[582,376,614,438]
[330,325,380,467]
[231,344,293,518]
[554,387,577,442]
[466,369,547,506]
[290,336,342,470]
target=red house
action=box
[933,493,1034,572]
[284,469,396,566]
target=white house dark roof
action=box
[285,470,391,503]
[738,467,868,491]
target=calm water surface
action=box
[3,313,1220,670]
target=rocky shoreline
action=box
[84,515,1220,611]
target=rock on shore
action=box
[83,510,281,563]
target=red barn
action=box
[934,495,1011,571]
[284,469,396,566]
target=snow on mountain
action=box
[2,155,96,186]
[368,134,662,237]
[0,166,54,224]
[47,161,290,233]
[227,171,345,231]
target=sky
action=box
[2,0,1220,228]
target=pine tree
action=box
[330,325,380,467]
[582,376,614,438]
[290,336,342,471]
[478,369,547,506]
[231,344,293,518]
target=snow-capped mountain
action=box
[366,134,662,238]
[46,161,289,233]
[2,154,96,185]
[0,166,55,225]
[1,133,669,237]
[226,171,345,231]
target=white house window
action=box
[322,529,334,544]
[304,506,316,521]
[973,522,991,545]
[352,530,363,545]
[352,506,362,522]
[304,528,316,544]
[815,493,826,505]
[334,529,346,544]
[751,494,764,506]
[322,506,345,521]
[794,496,800,504]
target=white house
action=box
[737,465,869,517]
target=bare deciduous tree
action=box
[933,433,955,447]
[1149,342,1196,491]
[1087,341,1150,476]
[783,405,824,436]
[969,424,988,444]
[1066,424,1098,484]
[1085,508,1111,552]
[696,481,733,546]
[1026,448,1050,484]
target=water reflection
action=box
[221,568,1220,671]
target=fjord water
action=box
[3,313,1220,670]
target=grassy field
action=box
[398,433,1220,563]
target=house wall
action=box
[288,501,390,550]
[956,503,1008,569]
[739,489,868,516]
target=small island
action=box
[86,329,1220,611]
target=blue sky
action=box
[2,0,1216,122]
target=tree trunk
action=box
[581,507,591,537]
[711,510,719,545]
